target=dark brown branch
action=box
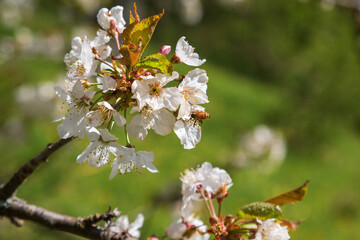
[0,138,73,200]
[0,198,122,240]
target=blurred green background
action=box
[1,0,360,239]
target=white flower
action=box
[92,29,112,59]
[65,36,97,81]
[178,69,209,120]
[86,101,126,127]
[175,36,206,67]
[255,219,290,240]
[97,6,126,32]
[167,217,209,240]
[76,127,121,167]
[180,162,232,217]
[132,71,183,111]
[109,214,144,238]
[127,106,175,141]
[109,146,158,179]
[54,81,95,139]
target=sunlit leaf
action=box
[264,180,309,206]
[135,54,173,75]
[118,45,141,67]
[124,11,164,56]
[238,202,283,220]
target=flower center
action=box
[149,82,163,96]
[181,88,198,102]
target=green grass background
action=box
[1,0,360,239]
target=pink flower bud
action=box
[139,68,146,74]
[158,45,171,55]
[144,72,151,76]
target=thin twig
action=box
[0,138,73,200]
[0,197,122,240]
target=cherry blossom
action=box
[175,36,206,66]
[255,219,290,240]
[76,127,121,167]
[131,71,183,111]
[97,6,126,33]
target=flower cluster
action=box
[164,162,300,240]
[54,4,210,179]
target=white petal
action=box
[102,75,117,92]
[128,214,144,238]
[174,120,201,149]
[163,87,183,111]
[97,8,111,30]
[72,81,84,99]
[113,111,126,127]
[87,127,101,141]
[99,128,118,142]
[136,151,158,173]
[86,111,104,127]
[127,114,149,141]
[178,99,191,120]
[166,220,186,239]
[76,141,99,164]
[151,109,175,136]
[54,86,71,102]
[110,6,126,32]
[176,37,206,67]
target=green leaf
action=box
[263,180,309,206]
[136,54,173,75]
[124,11,164,56]
[237,202,283,220]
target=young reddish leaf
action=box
[264,180,309,206]
[118,45,141,67]
[129,10,164,56]
[129,3,140,25]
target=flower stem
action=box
[123,109,131,146]
[207,192,217,217]
[218,200,222,217]
[200,189,213,217]
[89,95,103,110]
[107,117,114,131]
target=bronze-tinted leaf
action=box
[264,180,309,206]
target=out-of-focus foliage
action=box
[1,0,360,239]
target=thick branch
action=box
[0,198,121,240]
[0,138,73,200]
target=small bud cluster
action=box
[54,4,210,179]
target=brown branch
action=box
[0,197,122,240]
[0,138,73,200]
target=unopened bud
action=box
[144,72,152,76]
[209,216,219,225]
[139,68,147,74]
[147,235,158,240]
[130,71,140,79]
[80,80,91,88]
[158,45,171,55]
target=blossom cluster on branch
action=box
[55,4,210,179]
